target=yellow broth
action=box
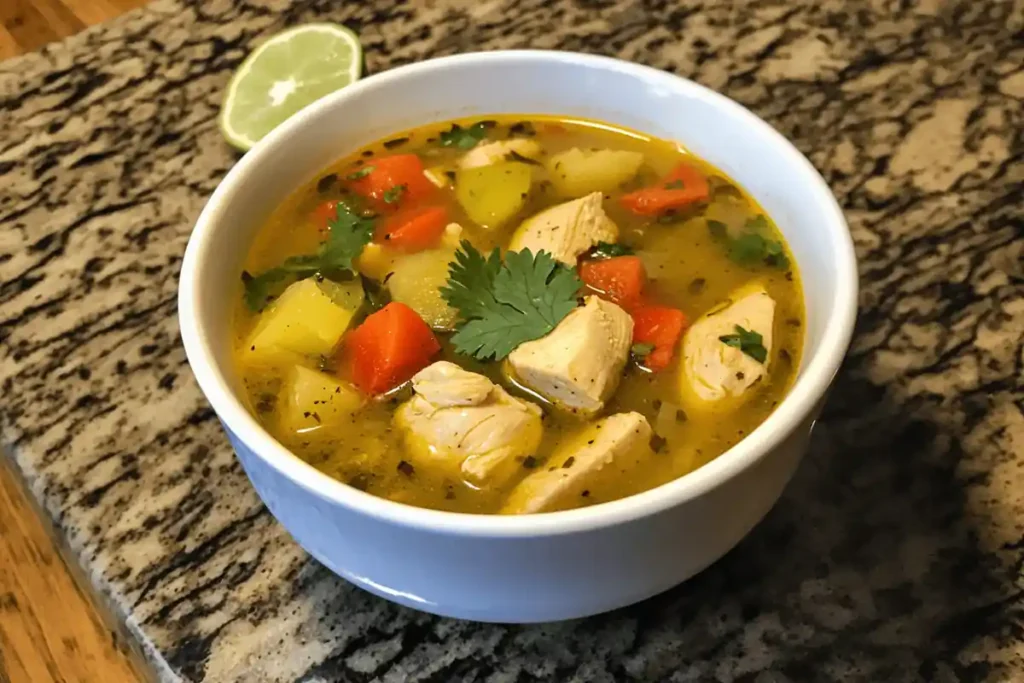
[233,115,804,514]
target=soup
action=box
[233,116,804,515]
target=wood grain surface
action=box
[2,6,152,683]
[0,0,148,58]
[0,462,148,683]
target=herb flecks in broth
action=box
[440,122,488,149]
[719,325,768,364]
[233,115,805,515]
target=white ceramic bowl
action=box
[179,51,857,623]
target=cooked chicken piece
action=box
[459,139,543,169]
[411,360,494,407]
[507,192,618,265]
[395,361,543,486]
[507,296,632,416]
[502,412,652,514]
[681,285,776,403]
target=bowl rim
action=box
[179,49,858,537]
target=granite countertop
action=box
[1,0,1022,680]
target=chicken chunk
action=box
[507,192,618,265]
[502,412,652,514]
[395,362,543,486]
[459,139,543,169]
[507,296,632,415]
[680,285,776,403]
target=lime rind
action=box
[220,23,363,151]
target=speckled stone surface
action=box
[1,0,1022,680]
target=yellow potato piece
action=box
[547,148,644,198]
[455,161,533,229]
[280,365,364,435]
[245,277,362,361]
[388,247,459,331]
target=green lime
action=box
[220,23,362,151]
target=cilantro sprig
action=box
[242,201,375,311]
[708,215,789,270]
[440,241,582,360]
[718,325,767,363]
[440,122,488,150]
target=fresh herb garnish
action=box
[346,166,374,180]
[440,241,582,360]
[589,241,635,259]
[243,201,375,311]
[664,179,685,189]
[708,215,789,270]
[383,184,406,204]
[631,342,654,358]
[440,122,488,150]
[707,219,728,239]
[718,325,767,363]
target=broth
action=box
[233,116,804,514]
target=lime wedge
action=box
[220,23,362,151]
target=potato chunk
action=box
[547,148,644,198]
[280,365,364,435]
[387,245,459,331]
[502,412,652,514]
[244,277,363,362]
[456,162,533,229]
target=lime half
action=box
[220,23,362,151]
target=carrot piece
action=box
[344,302,441,395]
[619,162,710,216]
[579,256,647,310]
[631,305,688,372]
[347,155,436,208]
[375,205,449,252]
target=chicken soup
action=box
[233,116,804,514]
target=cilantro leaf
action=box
[441,242,583,360]
[493,250,581,329]
[242,201,374,311]
[439,241,503,318]
[346,166,374,180]
[718,325,767,363]
[320,201,376,272]
[707,219,728,240]
[440,122,488,150]
[707,214,789,270]
[383,184,406,204]
[631,342,654,358]
[589,241,634,259]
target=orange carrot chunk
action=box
[347,154,436,208]
[579,256,647,310]
[345,302,441,395]
[620,162,710,216]
[375,205,449,252]
[631,305,688,372]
